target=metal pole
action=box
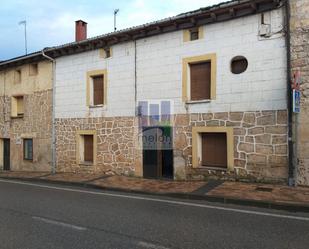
[24,21,27,55]
[114,12,116,31]
[114,9,119,31]
[18,20,27,55]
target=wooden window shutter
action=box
[17,96,24,115]
[201,133,227,168]
[190,62,211,100]
[84,135,94,162]
[190,28,199,41]
[93,75,104,105]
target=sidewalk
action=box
[1,171,309,212]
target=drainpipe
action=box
[134,40,137,113]
[41,49,56,174]
[3,69,6,123]
[284,0,295,186]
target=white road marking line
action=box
[1,178,309,222]
[137,241,171,249]
[32,216,87,231]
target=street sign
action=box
[293,89,300,113]
[293,70,301,90]
[15,137,22,145]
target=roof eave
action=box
[0,0,284,70]
[45,0,284,58]
[0,52,44,71]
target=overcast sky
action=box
[0,0,224,60]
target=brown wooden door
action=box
[3,139,10,170]
[202,133,227,168]
[84,135,93,162]
[143,127,173,179]
[190,62,211,101]
[143,127,161,178]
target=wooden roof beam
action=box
[60,49,68,55]
[190,17,197,25]
[210,12,217,21]
[229,8,235,17]
[96,40,106,47]
[154,25,162,32]
[122,34,132,40]
[250,2,257,12]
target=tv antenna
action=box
[114,9,119,31]
[18,20,27,55]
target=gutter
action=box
[41,49,56,174]
[285,0,295,186]
[42,0,280,60]
[1,0,280,70]
[0,52,41,67]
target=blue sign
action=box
[293,89,300,113]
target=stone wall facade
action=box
[55,109,288,183]
[174,110,288,182]
[0,90,52,171]
[55,117,142,176]
[289,0,309,185]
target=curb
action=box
[1,176,309,213]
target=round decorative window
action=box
[231,56,248,74]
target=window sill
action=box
[89,104,106,109]
[79,162,94,166]
[186,99,211,104]
[195,165,228,171]
[183,37,202,43]
[11,115,24,119]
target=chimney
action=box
[75,20,87,42]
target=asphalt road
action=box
[0,179,308,249]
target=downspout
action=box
[134,40,138,174]
[285,0,295,186]
[1,69,7,140]
[41,49,56,174]
[3,69,6,123]
[134,40,137,112]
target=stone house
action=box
[0,53,53,171]
[0,0,308,186]
[47,0,289,182]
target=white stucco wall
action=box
[55,43,136,118]
[55,8,287,119]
